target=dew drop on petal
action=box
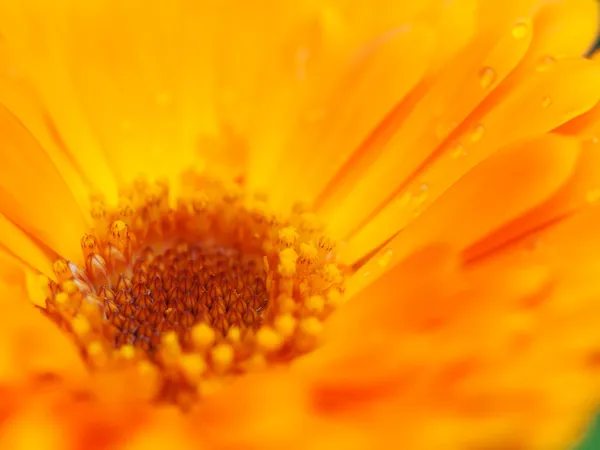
[395,192,412,209]
[469,124,485,143]
[414,183,429,205]
[541,96,552,108]
[450,142,467,159]
[535,56,556,72]
[478,66,496,89]
[511,21,529,40]
[377,249,393,268]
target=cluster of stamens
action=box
[38,171,345,409]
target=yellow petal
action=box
[0,105,88,262]
[0,215,53,276]
[345,134,579,297]
[0,272,86,383]
[338,57,600,261]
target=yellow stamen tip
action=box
[211,344,234,372]
[62,280,78,295]
[87,341,108,367]
[110,220,130,243]
[278,248,298,277]
[300,317,324,337]
[305,295,325,314]
[299,242,318,262]
[71,315,91,337]
[80,233,99,251]
[278,227,299,247]
[256,326,284,352]
[191,323,216,350]
[162,331,181,354]
[119,344,136,360]
[227,326,241,343]
[323,264,343,284]
[180,354,208,383]
[52,259,71,280]
[55,292,69,306]
[274,313,296,338]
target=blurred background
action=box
[573,27,600,450]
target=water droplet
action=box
[478,66,496,89]
[450,142,467,158]
[412,204,426,219]
[535,56,556,72]
[395,192,412,209]
[414,183,429,205]
[511,21,529,40]
[469,124,485,143]
[377,249,393,268]
[541,96,552,108]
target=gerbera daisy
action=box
[0,0,599,448]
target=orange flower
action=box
[0,0,599,449]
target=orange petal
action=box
[316,15,534,238]
[0,0,219,188]
[526,0,599,58]
[295,233,600,449]
[243,0,439,195]
[338,57,600,262]
[344,134,579,297]
[264,23,436,209]
[262,0,477,208]
[0,402,69,450]
[465,138,600,262]
[0,2,118,201]
[194,372,309,449]
[0,105,88,262]
[0,215,53,277]
[0,72,92,213]
[478,0,598,58]
[0,272,86,383]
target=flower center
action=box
[37,170,345,409]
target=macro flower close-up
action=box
[1,0,600,448]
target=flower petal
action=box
[0,272,86,383]
[258,23,437,207]
[464,138,600,262]
[339,57,600,263]
[345,134,579,297]
[193,372,310,449]
[0,74,93,213]
[294,233,600,449]
[0,105,88,262]
[0,215,53,277]
[260,0,477,208]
